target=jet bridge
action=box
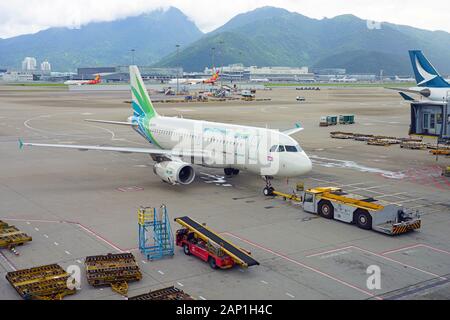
[174,216,259,268]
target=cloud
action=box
[0,0,449,38]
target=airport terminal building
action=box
[77,66,182,82]
[410,101,450,140]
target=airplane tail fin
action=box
[95,75,100,81]
[130,65,158,118]
[409,50,450,88]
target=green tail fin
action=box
[130,65,158,118]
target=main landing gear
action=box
[224,168,240,176]
[263,176,274,196]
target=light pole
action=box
[239,51,243,83]
[219,41,224,86]
[211,47,216,70]
[131,49,135,66]
[176,44,180,95]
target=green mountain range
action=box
[157,7,450,75]
[2,6,450,75]
[0,7,203,71]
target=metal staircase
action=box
[138,205,174,260]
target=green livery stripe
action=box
[141,117,162,149]
[135,75,155,118]
[131,87,146,114]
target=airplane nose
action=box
[298,152,312,175]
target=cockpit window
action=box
[271,145,302,152]
[285,145,298,152]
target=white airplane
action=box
[250,78,270,83]
[169,71,220,86]
[390,50,450,102]
[20,66,312,192]
[394,75,415,83]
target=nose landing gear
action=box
[262,176,274,196]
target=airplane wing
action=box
[19,139,206,158]
[282,123,304,136]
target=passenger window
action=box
[278,145,285,152]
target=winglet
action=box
[283,123,304,136]
[19,138,24,150]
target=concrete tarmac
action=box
[0,85,449,300]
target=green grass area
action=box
[264,82,415,88]
[6,83,68,87]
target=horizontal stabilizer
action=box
[399,92,415,101]
[85,119,137,126]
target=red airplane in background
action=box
[64,74,101,85]
[169,70,220,85]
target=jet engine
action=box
[153,161,195,185]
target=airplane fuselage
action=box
[409,86,450,102]
[132,115,312,178]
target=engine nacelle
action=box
[153,161,195,185]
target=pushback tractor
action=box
[264,185,421,235]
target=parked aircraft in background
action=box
[391,50,450,102]
[169,71,220,85]
[64,75,101,85]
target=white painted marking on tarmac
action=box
[81,113,93,116]
[310,155,406,179]
[26,222,30,225]
[158,270,165,275]
[0,252,17,271]
[43,234,49,238]
[177,282,184,287]
[54,242,59,246]
[65,251,71,255]
[199,296,207,300]
[141,260,147,264]
[76,260,82,264]
[286,293,295,298]
[394,198,425,204]
[34,227,39,232]
[260,280,269,285]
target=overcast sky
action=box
[0,0,449,39]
